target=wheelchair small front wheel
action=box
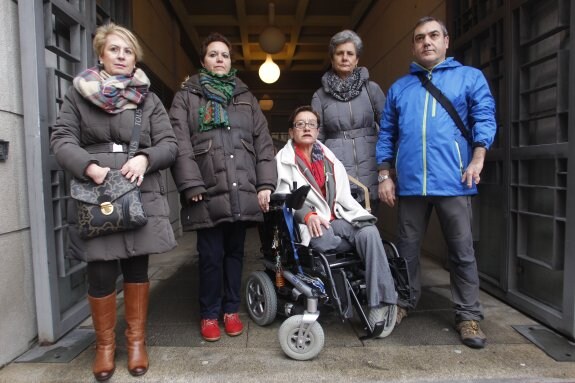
[278,315,324,361]
[245,271,277,326]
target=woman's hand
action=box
[85,163,110,185]
[306,214,330,238]
[258,189,271,212]
[121,154,149,186]
[190,194,203,202]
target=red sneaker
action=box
[200,319,221,342]
[223,313,244,336]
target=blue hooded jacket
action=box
[376,58,496,196]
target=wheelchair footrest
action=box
[360,321,384,340]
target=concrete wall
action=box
[132,0,196,92]
[0,0,37,368]
[358,0,449,260]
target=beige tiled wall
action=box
[132,0,196,91]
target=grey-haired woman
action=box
[312,30,386,208]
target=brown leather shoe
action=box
[124,282,150,376]
[396,306,408,325]
[88,293,117,381]
[456,320,486,349]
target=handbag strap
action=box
[128,107,144,159]
[416,72,472,145]
[364,81,380,130]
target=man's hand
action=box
[378,178,396,208]
[462,147,487,188]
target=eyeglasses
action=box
[293,120,319,130]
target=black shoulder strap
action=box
[128,107,143,159]
[364,81,380,127]
[416,72,472,145]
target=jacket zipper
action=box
[348,102,359,181]
[454,141,463,177]
[395,145,401,182]
[422,75,431,196]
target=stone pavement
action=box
[1,228,575,383]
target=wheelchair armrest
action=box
[285,185,311,210]
[347,174,371,213]
[271,185,311,210]
[271,193,289,202]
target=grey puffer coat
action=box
[50,88,178,262]
[169,75,276,231]
[311,67,386,202]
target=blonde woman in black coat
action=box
[50,24,177,381]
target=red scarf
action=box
[294,144,326,197]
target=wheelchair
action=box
[244,184,412,360]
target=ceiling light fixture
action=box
[259,3,285,54]
[258,3,285,84]
[259,54,280,84]
[259,94,274,111]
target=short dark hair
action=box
[413,16,449,42]
[200,32,232,63]
[289,106,320,128]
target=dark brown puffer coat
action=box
[169,75,276,231]
[50,88,178,262]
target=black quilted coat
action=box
[169,75,276,231]
[50,88,178,262]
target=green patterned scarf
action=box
[198,68,237,131]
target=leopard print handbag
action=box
[70,169,147,239]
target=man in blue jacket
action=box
[376,16,496,349]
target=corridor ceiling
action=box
[167,0,378,75]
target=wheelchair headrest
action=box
[285,185,311,210]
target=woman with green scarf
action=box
[170,32,277,342]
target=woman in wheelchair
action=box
[274,105,398,336]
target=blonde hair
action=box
[93,23,143,62]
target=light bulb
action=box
[258,55,280,84]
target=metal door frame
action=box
[449,0,575,339]
[17,0,129,343]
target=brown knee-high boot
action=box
[88,293,116,382]
[123,282,150,376]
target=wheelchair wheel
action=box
[245,271,277,326]
[382,239,399,258]
[278,315,324,361]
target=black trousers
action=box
[87,255,149,297]
[197,222,247,319]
